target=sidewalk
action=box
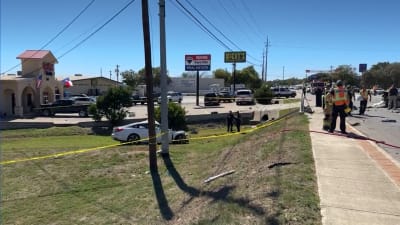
[309,107,400,224]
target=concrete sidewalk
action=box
[309,107,400,224]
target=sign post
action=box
[185,54,211,106]
[224,51,246,94]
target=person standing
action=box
[359,86,371,115]
[388,84,398,110]
[227,111,234,132]
[329,80,349,134]
[346,85,355,116]
[235,111,241,132]
[315,87,323,107]
[323,88,334,131]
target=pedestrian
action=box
[388,84,398,110]
[235,111,241,132]
[359,86,371,115]
[315,87,323,107]
[323,88,334,131]
[227,110,234,132]
[329,80,349,134]
[346,85,355,116]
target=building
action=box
[0,50,62,117]
[63,75,121,97]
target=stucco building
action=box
[0,50,62,117]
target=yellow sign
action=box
[224,51,246,63]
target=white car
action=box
[235,89,255,105]
[157,91,182,104]
[111,120,188,144]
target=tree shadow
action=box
[161,154,265,216]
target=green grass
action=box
[283,98,301,104]
[1,115,321,225]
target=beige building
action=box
[0,50,62,117]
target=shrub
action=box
[155,102,187,131]
[254,85,273,105]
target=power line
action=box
[174,0,232,50]
[8,0,136,77]
[184,0,261,64]
[239,0,266,41]
[58,0,136,60]
[1,0,96,74]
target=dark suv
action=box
[218,91,233,102]
[204,93,220,106]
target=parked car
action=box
[70,96,96,105]
[111,120,188,144]
[271,87,296,98]
[204,92,220,106]
[218,91,233,102]
[235,89,255,105]
[157,91,182,104]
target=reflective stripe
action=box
[332,88,348,106]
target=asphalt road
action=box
[347,93,400,163]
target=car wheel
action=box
[43,109,52,117]
[174,134,187,144]
[79,110,87,117]
[178,99,182,103]
[127,133,140,144]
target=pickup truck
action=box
[36,99,90,117]
[271,87,296,98]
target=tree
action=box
[213,68,231,85]
[155,102,187,131]
[121,69,141,89]
[138,67,171,87]
[90,86,132,125]
[254,84,273,105]
[235,66,262,90]
[331,65,358,87]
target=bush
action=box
[155,102,187,131]
[88,104,102,122]
[254,85,273,105]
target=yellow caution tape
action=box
[1,109,296,165]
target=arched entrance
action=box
[2,89,15,116]
[21,86,36,113]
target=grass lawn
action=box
[1,112,321,225]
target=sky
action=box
[1,0,400,81]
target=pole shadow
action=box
[161,153,265,216]
[150,168,174,220]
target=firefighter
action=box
[329,80,349,134]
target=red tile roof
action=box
[17,50,50,59]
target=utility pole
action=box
[109,70,112,80]
[261,50,265,81]
[283,66,285,81]
[141,0,157,171]
[115,64,120,83]
[265,36,270,82]
[159,0,169,155]
[232,63,236,94]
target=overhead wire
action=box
[173,0,232,51]
[239,0,266,42]
[1,0,97,74]
[183,0,261,65]
[57,0,136,60]
[9,0,137,77]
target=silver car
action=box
[111,120,188,144]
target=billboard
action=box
[185,54,211,71]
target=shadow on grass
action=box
[160,154,266,218]
[150,168,174,220]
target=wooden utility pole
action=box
[141,0,157,171]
